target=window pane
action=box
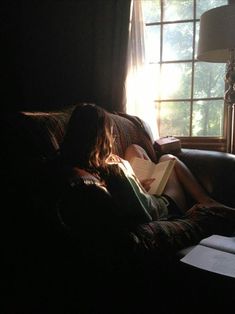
[161,63,192,100]
[163,22,193,61]
[192,100,224,136]
[142,0,161,23]
[196,0,228,19]
[138,0,228,145]
[194,62,225,98]
[145,25,160,63]
[163,0,193,21]
[158,101,190,136]
[194,21,199,59]
[147,64,161,99]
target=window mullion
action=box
[189,0,197,137]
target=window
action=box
[142,0,228,151]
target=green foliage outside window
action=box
[142,0,228,137]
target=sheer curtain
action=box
[125,0,159,139]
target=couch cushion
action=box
[110,112,157,162]
[20,109,72,159]
[2,104,157,164]
[1,109,71,163]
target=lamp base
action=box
[231,103,235,154]
[224,51,235,154]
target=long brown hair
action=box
[60,103,116,175]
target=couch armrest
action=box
[177,149,235,207]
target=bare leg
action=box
[124,144,150,162]
[124,145,234,213]
[160,154,235,211]
[160,156,188,212]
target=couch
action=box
[2,104,235,314]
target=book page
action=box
[130,157,175,195]
[149,159,175,195]
[181,245,235,278]
[200,235,235,254]
[130,157,156,181]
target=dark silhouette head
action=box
[60,103,115,172]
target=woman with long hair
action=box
[58,103,235,250]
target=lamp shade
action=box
[197,4,235,63]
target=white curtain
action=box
[125,0,159,140]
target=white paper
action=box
[200,235,235,254]
[181,239,235,278]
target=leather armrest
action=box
[177,149,235,207]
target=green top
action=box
[105,159,169,225]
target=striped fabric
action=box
[18,104,157,163]
[130,206,235,254]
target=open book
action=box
[181,235,235,278]
[130,157,175,196]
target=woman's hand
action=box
[140,178,155,192]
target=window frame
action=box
[143,0,229,152]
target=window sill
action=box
[179,137,228,152]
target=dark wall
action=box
[2,0,95,111]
